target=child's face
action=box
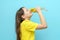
[22,7,32,19]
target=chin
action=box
[30,15,32,17]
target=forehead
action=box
[22,7,27,11]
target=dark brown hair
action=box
[15,7,24,40]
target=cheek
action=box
[25,13,29,17]
[25,12,32,17]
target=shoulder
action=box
[21,19,30,26]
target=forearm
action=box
[38,12,47,25]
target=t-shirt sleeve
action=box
[24,20,38,31]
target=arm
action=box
[36,7,47,29]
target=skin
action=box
[21,7,32,20]
[21,7,47,29]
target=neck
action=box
[25,18,30,20]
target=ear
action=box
[21,15,25,19]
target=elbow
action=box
[43,25,47,28]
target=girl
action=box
[16,7,47,40]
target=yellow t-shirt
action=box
[20,19,38,40]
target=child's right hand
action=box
[35,7,42,14]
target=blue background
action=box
[0,0,60,40]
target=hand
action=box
[35,7,42,13]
